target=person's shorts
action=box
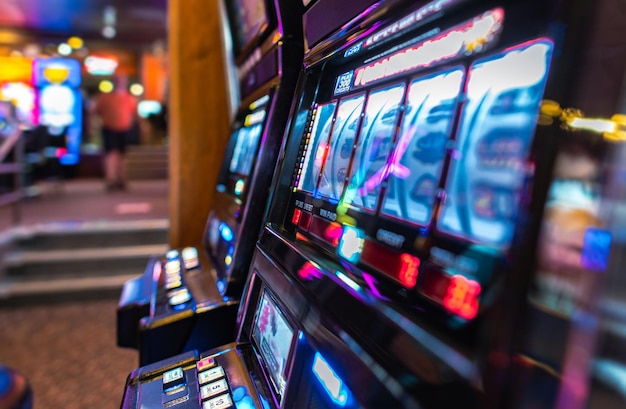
[102,128,130,154]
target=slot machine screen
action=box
[346,83,405,211]
[252,290,295,402]
[438,40,553,248]
[318,94,365,201]
[380,68,465,224]
[229,123,263,177]
[218,101,267,197]
[228,0,269,55]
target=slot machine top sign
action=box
[34,58,81,87]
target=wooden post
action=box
[168,0,231,248]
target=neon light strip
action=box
[351,8,503,88]
[312,353,350,406]
[362,0,461,49]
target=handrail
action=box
[0,129,24,225]
[0,132,19,162]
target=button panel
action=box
[197,357,233,408]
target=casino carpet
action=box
[0,178,169,408]
[0,297,138,408]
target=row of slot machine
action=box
[116,0,626,407]
[0,58,83,165]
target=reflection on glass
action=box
[381,68,465,225]
[229,123,263,176]
[299,103,337,193]
[252,292,294,400]
[346,84,405,210]
[318,95,365,200]
[531,147,603,315]
[438,40,553,247]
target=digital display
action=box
[299,103,337,193]
[229,122,263,176]
[318,95,365,200]
[346,83,405,211]
[438,40,553,247]
[252,291,295,400]
[381,68,465,224]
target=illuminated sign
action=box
[334,71,353,95]
[34,58,81,87]
[84,56,119,76]
[0,57,33,82]
[343,9,503,91]
[362,0,460,49]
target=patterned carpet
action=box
[0,296,139,409]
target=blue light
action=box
[217,280,226,294]
[219,222,234,242]
[312,352,350,407]
[234,179,245,195]
[337,226,364,263]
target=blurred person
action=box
[92,76,138,191]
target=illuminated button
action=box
[202,393,233,409]
[200,379,229,399]
[165,278,182,290]
[292,208,302,225]
[197,357,216,371]
[166,250,179,260]
[168,288,191,306]
[198,366,225,384]
[182,247,200,270]
[165,261,181,274]
[162,367,185,391]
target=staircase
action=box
[125,145,168,180]
[0,219,169,305]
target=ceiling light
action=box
[99,80,114,93]
[57,43,72,56]
[130,84,144,96]
[102,26,116,39]
[67,36,83,49]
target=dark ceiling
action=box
[0,0,167,49]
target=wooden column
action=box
[168,0,231,248]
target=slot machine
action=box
[116,0,303,366]
[33,58,82,165]
[119,0,625,407]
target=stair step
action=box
[0,273,141,305]
[5,219,168,250]
[0,273,140,298]
[3,244,168,279]
[5,244,169,266]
